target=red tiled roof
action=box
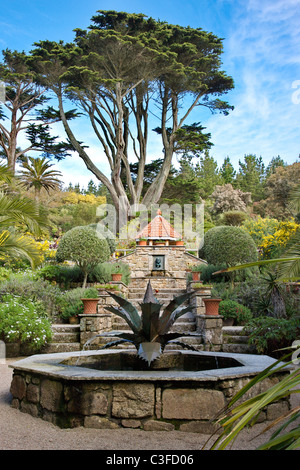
[136,211,182,240]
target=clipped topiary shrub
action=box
[200,225,258,267]
[56,226,110,287]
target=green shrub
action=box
[57,286,99,320]
[37,264,83,286]
[200,226,258,267]
[244,317,300,357]
[0,294,52,351]
[200,263,228,283]
[56,226,110,286]
[221,211,248,226]
[89,261,131,285]
[219,300,252,325]
[0,273,62,317]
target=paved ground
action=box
[1,357,299,451]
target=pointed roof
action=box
[136,210,182,240]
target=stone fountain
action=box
[9,283,291,433]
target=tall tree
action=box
[0,50,71,174]
[220,156,236,184]
[28,10,234,228]
[236,154,265,201]
[195,150,223,199]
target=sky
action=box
[1,0,300,188]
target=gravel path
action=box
[1,357,299,451]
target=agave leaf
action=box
[167,340,198,352]
[106,291,142,330]
[102,330,138,342]
[104,305,141,333]
[140,302,162,341]
[160,331,199,347]
[159,292,192,333]
[137,342,162,366]
[101,339,134,349]
[159,306,192,335]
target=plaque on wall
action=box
[153,255,165,271]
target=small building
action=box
[116,210,205,290]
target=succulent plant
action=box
[103,281,197,366]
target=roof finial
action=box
[157,209,162,216]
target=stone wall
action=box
[117,246,205,290]
[10,368,290,433]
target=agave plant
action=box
[103,281,197,366]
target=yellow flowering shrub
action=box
[242,217,299,259]
[62,192,106,206]
[259,219,299,259]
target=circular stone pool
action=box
[10,350,291,433]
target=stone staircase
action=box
[43,324,81,354]
[222,326,256,354]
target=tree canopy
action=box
[25,10,234,227]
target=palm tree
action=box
[18,156,63,202]
[0,162,47,267]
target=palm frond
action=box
[0,230,40,268]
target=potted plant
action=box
[81,287,100,314]
[95,283,120,294]
[110,264,123,282]
[138,238,147,246]
[175,239,184,246]
[191,265,204,281]
[203,297,222,316]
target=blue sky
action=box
[1,0,300,188]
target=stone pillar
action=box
[79,283,128,350]
[79,313,112,350]
[188,283,223,351]
[196,315,223,351]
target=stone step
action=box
[128,292,184,300]
[222,343,256,354]
[51,324,80,343]
[52,324,80,332]
[128,287,186,294]
[42,342,81,354]
[222,326,245,336]
[52,332,80,343]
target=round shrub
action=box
[56,226,110,287]
[219,300,252,325]
[200,225,258,267]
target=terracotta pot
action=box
[203,298,222,316]
[69,315,79,324]
[81,298,99,314]
[175,240,184,246]
[111,273,122,282]
[192,272,200,281]
[138,240,147,246]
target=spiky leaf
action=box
[106,291,142,331]
[104,305,141,334]
[159,292,192,334]
[137,342,162,366]
[159,305,192,335]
